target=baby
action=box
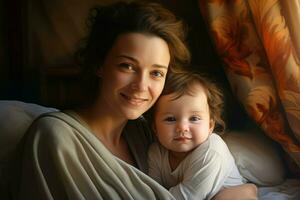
[148,71,251,200]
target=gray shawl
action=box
[16,112,174,200]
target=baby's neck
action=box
[168,151,189,171]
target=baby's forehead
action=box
[158,88,208,106]
[168,82,207,99]
[154,91,209,116]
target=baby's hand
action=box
[212,183,258,200]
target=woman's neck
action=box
[75,101,136,165]
[76,103,127,146]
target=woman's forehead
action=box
[107,32,170,67]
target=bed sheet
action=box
[258,179,300,200]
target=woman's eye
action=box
[190,116,201,122]
[164,116,176,122]
[151,70,164,78]
[119,63,134,71]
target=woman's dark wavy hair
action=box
[75,1,190,105]
[147,70,226,134]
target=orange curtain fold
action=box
[199,0,300,169]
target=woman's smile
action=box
[120,93,148,106]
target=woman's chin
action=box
[124,109,147,120]
[121,106,149,120]
[126,113,143,120]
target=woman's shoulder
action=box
[27,111,80,145]
[31,111,74,129]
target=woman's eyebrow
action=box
[117,55,138,63]
[153,64,168,70]
[117,54,168,69]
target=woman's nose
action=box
[131,74,148,91]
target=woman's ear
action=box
[209,119,215,134]
[152,123,157,134]
[96,67,103,78]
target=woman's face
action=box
[98,33,170,120]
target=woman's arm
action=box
[212,183,258,200]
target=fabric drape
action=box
[199,0,300,171]
[16,112,174,199]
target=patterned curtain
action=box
[198,0,300,172]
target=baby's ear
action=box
[209,119,215,134]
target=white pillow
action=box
[0,100,58,162]
[0,101,58,196]
[222,128,286,186]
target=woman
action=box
[15,1,256,199]
[16,2,189,199]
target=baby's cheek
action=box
[158,125,174,137]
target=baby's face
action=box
[154,84,214,153]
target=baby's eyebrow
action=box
[191,111,204,114]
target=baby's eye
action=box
[190,116,201,122]
[119,63,134,71]
[164,116,176,122]
[151,70,164,78]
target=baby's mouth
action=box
[174,136,192,141]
